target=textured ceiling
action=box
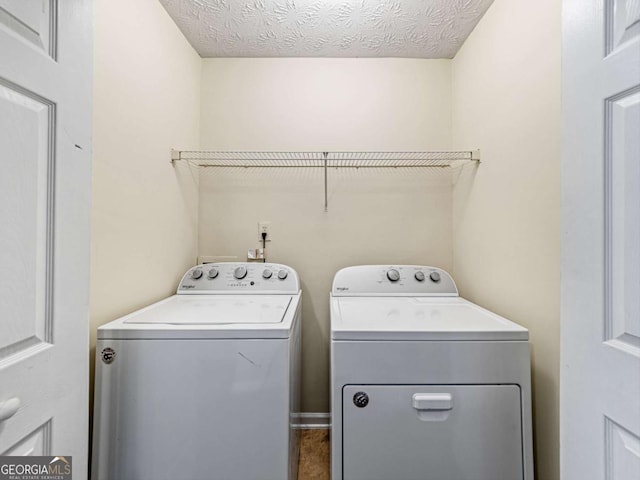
[159,0,494,58]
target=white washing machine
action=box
[92,263,302,480]
[330,265,533,480]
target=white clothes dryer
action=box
[330,265,533,480]
[92,263,301,480]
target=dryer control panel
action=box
[332,265,458,297]
[178,262,300,294]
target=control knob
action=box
[415,271,425,282]
[234,266,247,280]
[386,269,400,282]
[430,271,441,283]
[207,268,219,279]
[277,269,288,280]
[263,269,273,279]
[191,268,203,280]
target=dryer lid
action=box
[123,295,292,325]
[332,297,528,341]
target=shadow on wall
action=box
[299,278,330,409]
[528,334,557,477]
[452,161,480,234]
[173,160,200,233]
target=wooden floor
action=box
[298,429,330,480]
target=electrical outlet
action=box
[258,222,271,242]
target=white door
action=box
[0,0,92,476]
[562,0,640,479]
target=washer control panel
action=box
[332,265,458,297]
[178,263,299,294]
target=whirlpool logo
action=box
[0,456,72,480]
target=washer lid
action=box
[123,295,292,325]
[332,297,528,341]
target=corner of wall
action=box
[450,0,561,479]
[91,0,204,413]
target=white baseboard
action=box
[292,413,331,430]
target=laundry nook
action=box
[0,1,638,480]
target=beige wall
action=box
[451,1,561,479]
[199,58,454,412]
[201,58,452,151]
[91,0,201,393]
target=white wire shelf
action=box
[172,150,479,168]
[171,150,480,210]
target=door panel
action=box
[605,0,640,54]
[0,0,92,476]
[0,80,53,359]
[605,417,640,480]
[562,0,640,478]
[2,420,52,456]
[0,0,56,58]
[605,86,640,355]
[342,385,523,480]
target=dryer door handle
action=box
[412,393,453,411]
